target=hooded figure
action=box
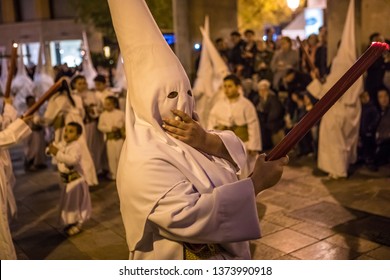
[33,41,54,115]
[11,47,35,115]
[307,0,363,179]
[113,53,127,91]
[0,47,8,95]
[80,31,98,89]
[33,41,54,99]
[108,0,269,260]
[193,16,230,127]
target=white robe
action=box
[307,0,363,178]
[0,119,31,260]
[1,104,19,218]
[76,90,107,174]
[52,140,92,226]
[23,114,47,167]
[118,127,260,260]
[208,95,262,176]
[317,100,361,177]
[44,93,98,186]
[95,88,115,105]
[109,0,261,260]
[98,109,125,180]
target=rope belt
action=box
[60,170,81,184]
[218,124,249,142]
[106,131,123,140]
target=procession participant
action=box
[97,96,125,180]
[0,110,32,259]
[72,75,107,175]
[208,74,262,177]
[108,0,287,260]
[44,80,98,186]
[46,122,92,236]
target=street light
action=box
[103,46,111,59]
[287,0,300,11]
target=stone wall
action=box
[173,0,238,82]
[327,0,390,62]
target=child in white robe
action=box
[72,75,107,175]
[98,96,125,180]
[44,84,98,187]
[47,122,92,236]
[0,112,32,260]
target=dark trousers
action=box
[358,135,376,165]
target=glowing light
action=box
[103,46,111,58]
[12,42,18,48]
[194,43,201,50]
[287,0,300,11]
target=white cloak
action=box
[53,140,92,226]
[0,119,31,260]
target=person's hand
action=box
[20,115,34,122]
[310,69,319,80]
[48,143,59,156]
[162,109,207,151]
[250,154,289,195]
[163,109,242,166]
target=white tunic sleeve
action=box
[97,112,111,133]
[148,177,260,244]
[55,143,81,166]
[2,103,18,127]
[0,119,31,149]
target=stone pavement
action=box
[7,144,390,260]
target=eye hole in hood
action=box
[168,91,178,99]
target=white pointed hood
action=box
[113,53,127,90]
[192,16,231,126]
[108,0,248,253]
[308,0,363,105]
[81,31,98,89]
[109,0,195,136]
[193,16,214,99]
[34,41,54,99]
[11,47,34,114]
[199,25,230,93]
[0,47,7,94]
[193,16,230,98]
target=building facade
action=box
[0,0,102,67]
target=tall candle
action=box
[267,42,389,161]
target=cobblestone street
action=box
[8,144,390,260]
